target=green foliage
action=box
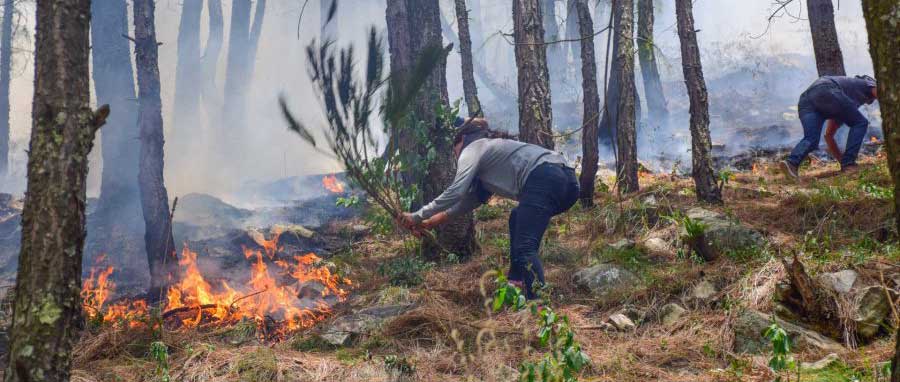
[149,341,170,382]
[378,256,435,287]
[289,334,335,352]
[475,203,505,221]
[717,169,734,191]
[492,273,590,382]
[763,321,798,382]
[234,347,278,382]
[596,246,648,274]
[335,195,360,208]
[682,216,707,240]
[384,355,416,379]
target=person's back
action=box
[813,75,877,107]
[462,138,566,200]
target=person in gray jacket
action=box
[401,118,579,299]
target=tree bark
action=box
[637,0,667,125]
[386,0,477,259]
[513,0,554,149]
[90,0,142,224]
[439,13,517,101]
[454,0,483,117]
[0,0,12,177]
[134,0,178,302]
[200,0,224,120]
[860,3,900,376]
[576,0,599,207]
[172,0,203,132]
[675,0,721,203]
[806,0,845,77]
[611,0,637,194]
[598,0,622,148]
[4,0,104,380]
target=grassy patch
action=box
[475,204,506,221]
[233,347,278,382]
[378,256,434,287]
[288,334,335,352]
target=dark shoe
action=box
[840,164,860,174]
[779,160,799,181]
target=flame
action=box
[322,174,345,193]
[751,163,761,175]
[82,233,351,338]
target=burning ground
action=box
[2,147,889,381]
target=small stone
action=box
[818,270,858,295]
[641,237,675,258]
[608,313,636,331]
[690,280,718,302]
[618,307,645,324]
[801,353,839,371]
[351,225,370,235]
[732,310,843,354]
[659,303,687,325]
[608,239,636,251]
[573,264,639,297]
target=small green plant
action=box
[335,195,360,208]
[717,169,734,191]
[378,256,434,287]
[492,273,590,382]
[475,204,505,221]
[763,321,799,382]
[149,341,171,382]
[384,355,416,380]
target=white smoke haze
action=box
[0,0,878,197]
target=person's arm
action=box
[409,148,480,223]
[421,190,484,229]
[824,119,843,162]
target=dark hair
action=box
[452,118,515,150]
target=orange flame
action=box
[83,233,351,337]
[322,175,345,193]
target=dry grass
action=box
[72,156,898,382]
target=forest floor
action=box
[70,150,899,382]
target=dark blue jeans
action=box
[787,82,869,168]
[508,163,579,299]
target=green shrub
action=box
[378,256,434,287]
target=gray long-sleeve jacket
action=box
[411,138,567,222]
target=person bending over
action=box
[781,75,877,180]
[401,118,579,299]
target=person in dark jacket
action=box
[401,118,578,299]
[781,75,878,180]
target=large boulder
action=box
[854,286,891,340]
[573,264,639,297]
[818,270,858,295]
[320,304,415,346]
[685,208,765,258]
[732,310,844,354]
[659,303,687,325]
[640,237,676,258]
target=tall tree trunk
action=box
[90,0,142,225]
[576,0,599,207]
[612,0,637,193]
[223,0,252,131]
[675,0,720,203]
[807,0,845,76]
[200,0,224,119]
[637,0,667,125]
[513,0,554,149]
[172,0,203,132]
[439,13,517,101]
[134,0,177,302]
[860,4,900,378]
[0,0,12,177]
[386,0,477,259]
[598,0,621,148]
[565,0,580,58]
[321,0,337,40]
[4,0,105,379]
[454,0,483,117]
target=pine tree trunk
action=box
[439,13,516,101]
[598,0,622,148]
[223,0,252,131]
[134,0,178,302]
[565,0,580,59]
[4,0,104,379]
[860,4,900,377]
[675,0,721,204]
[513,0,554,149]
[172,0,203,132]
[386,0,477,259]
[454,0,483,117]
[637,0,667,124]
[200,0,223,119]
[576,0,600,207]
[91,0,142,223]
[807,0,846,77]
[612,0,638,194]
[0,0,12,177]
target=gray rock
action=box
[801,353,839,371]
[732,310,844,354]
[351,225,370,235]
[660,303,687,325]
[689,280,718,302]
[618,307,646,324]
[854,286,891,339]
[818,270,858,295]
[685,208,765,257]
[320,304,415,346]
[608,313,636,331]
[607,239,636,251]
[573,264,639,297]
[640,237,675,258]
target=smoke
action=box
[0,0,879,196]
